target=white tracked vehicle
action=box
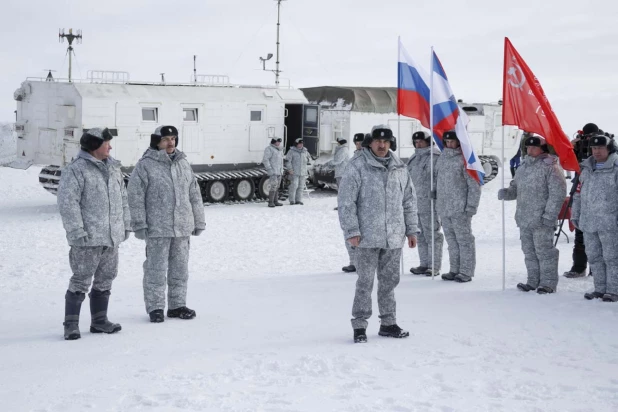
[13,71,321,203]
[302,86,517,188]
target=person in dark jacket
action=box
[564,123,599,278]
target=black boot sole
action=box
[64,333,81,341]
[517,284,535,292]
[354,337,367,343]
[90,325,122,334]
[378,331,410,338]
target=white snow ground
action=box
[1,165,618,412]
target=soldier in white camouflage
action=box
[435,131,481,283]
[406,131,444,277]
[338,125,419,343]
[330,134,358,271]
[262,137,284,207]
[128,125,206,323]
[285,138,312,205]
[571,134,618,302]
[57,127,131,340]
[499,135,566,294]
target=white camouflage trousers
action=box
[268,175,282,192]
[288,175,304,204]
[344,240,356,266]
[351,248,401,330]
[584,231,618,295]
[68,246,119,293]
[417,213,444,271]
[520,226,559,290]
[441,215,476,276]
[143,237,190,313]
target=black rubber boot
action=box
[167,306,196,319]
[410,266,429,275]
[89,289,122,334]
[274,190,283,206]
[268,191,276,207]
[602,293,618,302]
[441,272,457,281]
[517,283,536,292]
[149,309,165,323]
[536,286,555,295]
[64,290,85,341]
[378,324,409,338]
[342,265,356,273]
[584,291,604,300]
[353,328,367,343]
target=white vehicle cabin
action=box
[13,72,320,202]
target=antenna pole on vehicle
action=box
[275,0,286,86]
[193,55,197,83]
[59,28,82,83]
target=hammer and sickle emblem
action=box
[507,57,526,89]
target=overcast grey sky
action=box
[2,0,617,135]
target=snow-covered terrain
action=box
[1,165,617,412]
[0,122,15,166]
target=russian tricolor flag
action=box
[397,39,430,130]
[430,51,485,185]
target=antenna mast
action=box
[274,0,286,86]
[59,28,82,83]
[193,55,197,83]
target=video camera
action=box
[573,128,615,161]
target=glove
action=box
[134,229,147,240]
[192,228,204,236]
[571,219,579,230]
[124,230,131,241]
[497,189,506,200]
[73,236,88,247]
[542,218,555,228]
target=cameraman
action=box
[564,123,599,278]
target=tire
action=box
[205,180,228,202]
[258,175,270,199]
[479,155,500,183]
[233,178,255,201]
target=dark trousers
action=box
[572,228,588,272]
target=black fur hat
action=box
[443,130,458,141]
[524,135,550,153]
[589,134,617,153]
[150,125,179,149]
[353,133,365,143]
[80,127,114,152]
[363,125,397,151]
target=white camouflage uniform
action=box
[500,153,566,290]
[435,147,481,277]
[572,152,618,296]
[338,148,419,330]
[128,148,205,314]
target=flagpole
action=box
[501,38,507,292]
[501,126,506,291]
[429,46,435,280]
[398,36,404,277]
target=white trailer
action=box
[13,72,320,202]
